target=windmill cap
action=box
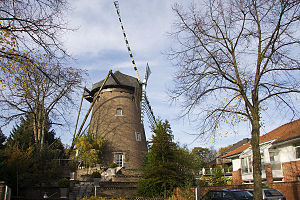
[90,71,140,94]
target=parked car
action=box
[246,189,286,200]
[201,189,253,200]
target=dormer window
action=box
[116,108,122,116]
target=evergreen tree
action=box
[0,128,6,149]
[6,114,64,151]
[0,114,66,196]
[6,116,35,150]
[138,120,195,198]
[0,128,7,184]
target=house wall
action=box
[232,169,242,185]
[267,181,300,200]
[282,160,300,182]
[232,159,241,171]
[231,144,300,183]
[279,145,295,163]
[184,182,300,200]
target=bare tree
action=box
[169,0,300,199]
[0,0,69,83]
[0,59,84,148]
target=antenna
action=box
[113,1,141,83]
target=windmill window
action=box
[114,153,124,167]
[116,108,123,116]
[135,132,141,141]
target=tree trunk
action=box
[251,114,263,200]
[33,117,38,144]
[163,183,167,199]
[40,112,45,148]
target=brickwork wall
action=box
[96,182,138,197]
[282,160,300,182]
[267,182,300,200]
[265,164,274,183]
[173,187,195,200]
[174,185,253,199]
[0,182,4,200]
[181,182,300,200]
[89,88,147,169]
[232,169,242,185]
[183,182,300,200]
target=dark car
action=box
[246,189,286,200]
[201,189,253,200]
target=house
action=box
[222,119,300,185]
[200,138,250,176]
[216,138,250,167]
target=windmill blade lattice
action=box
[143,94,156,128]
[114,1,156,127]
[113,1,141,83]
[141,63,151,123]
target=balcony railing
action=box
[200,167,232,176]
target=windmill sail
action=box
[113,1,141,83]
[143,94,156,128]
[114,1,156,127]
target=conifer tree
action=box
[1,114,65,196]
[138,120,195,198]
[0,128,6,149]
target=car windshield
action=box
[232,191,253,199]
[264,189,283,197]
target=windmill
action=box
[71,1,157,169]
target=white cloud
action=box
[63,0,173,58]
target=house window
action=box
[296,146,300,159]
[135,132,141,141]
[261,153,265,171]
[242,154,267,174]
[241,157,252,173]
[116,108,122,116]
[114,153,124,167]
[270,150,281,170]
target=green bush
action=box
[91,171,101,178]
[195,179,209,187]
[58,178,69,188]
[80,197,125,200]
[109,162,117,168]
[202,166,231,186]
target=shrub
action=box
[58,178,69,188]
[109,162,117,168]
[91,171,101,178]
[80,197,125,200]
[202,165,231,186]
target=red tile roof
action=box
[222,119,300,158]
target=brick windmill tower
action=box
[83,1,156,169]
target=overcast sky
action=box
[57,0,298,150]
